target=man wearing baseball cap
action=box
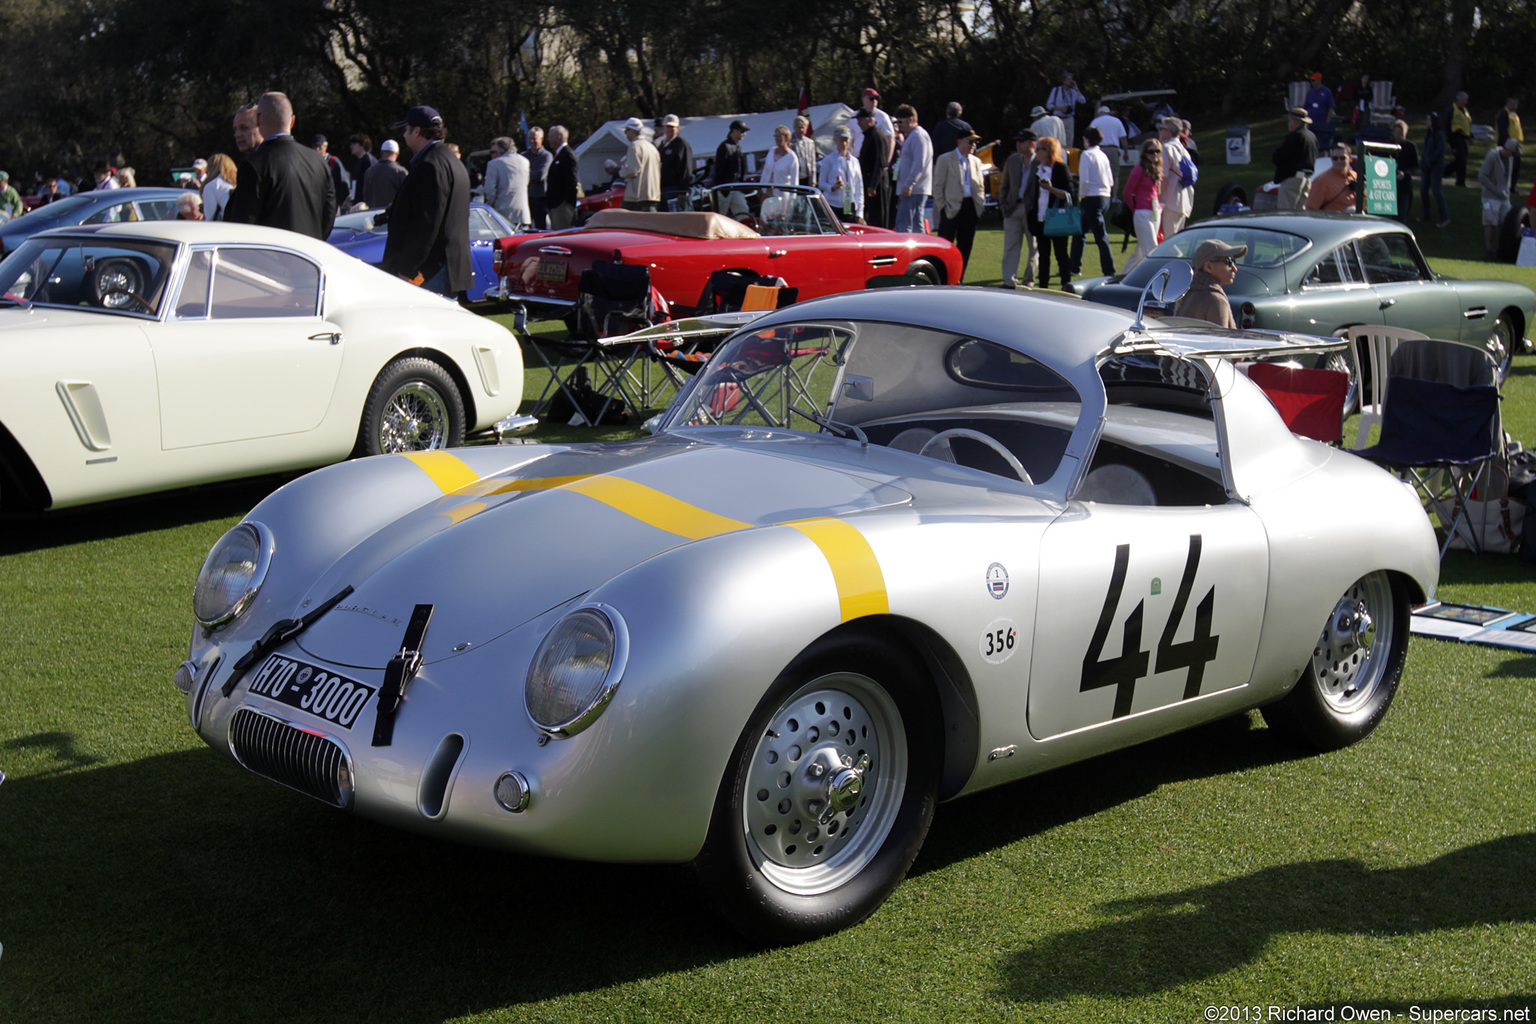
[1174,239,1246,328]
[619,116,660,211]
[381,105,471,298]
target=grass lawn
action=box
[2,128,1535,1022]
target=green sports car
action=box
[1075,212,1534,375]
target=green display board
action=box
[1364,155,1398,216]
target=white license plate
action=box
[246,654,375,730]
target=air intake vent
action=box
[229,708,354,808]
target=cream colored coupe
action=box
[0,221,527,511]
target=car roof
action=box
[1187,209,1410,246]
[39,220,341,258]
[741,285,1139,368]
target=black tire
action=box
[694,635,940,944]
[1497,204,1531,264]
[356,357,465,457]
[904,258,943,285]
[1261,572,1409,751]
[1213,181,1249,216]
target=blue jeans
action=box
[1069,196,1116,276]
[421,264,455,297]
[895,194,928,233]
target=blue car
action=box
[0,187,187,257]
[326,201,518,302]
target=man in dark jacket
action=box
[381,105,471,298]
[1271,106,1319,210]
[224,92,336,239]
[545,125,580,229]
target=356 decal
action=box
[1081,536,1219,717]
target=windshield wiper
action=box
[791,404,868,447]
[221,585,354,697]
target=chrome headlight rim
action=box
[524,603,629,739]
[193,521,274,629]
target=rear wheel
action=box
[1261,572,1408,750]
[695,636,940,944]
[356,357,465,457]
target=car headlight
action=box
[193,522,273,629]
[525,605,628,738]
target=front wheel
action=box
[356,357,465,456]
[695,637,939,944]
[1488,313,1516,381]
[1261,571,1408,750]
[904,258,942,285]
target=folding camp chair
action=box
[1354,340,1503,556]
[697,269,798,314]
[1347,325,1428,447]
[1245,362,1351,443]
[524,261,671,425]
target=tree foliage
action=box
[0,0,1530,190]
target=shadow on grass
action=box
[992,831,1536,1002]
[0,747,751,1022]
[915,713,1308,877]
[0,474,299,557]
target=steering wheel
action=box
[100,289,151,314]
[918,428,1032,484]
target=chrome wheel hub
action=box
[742,675,906,895]
[1311,573,1392,712]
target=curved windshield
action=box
[1151,226,1309,269]
[0,235,178,316]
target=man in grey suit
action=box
[483,135,531,229]
[998,129,1038,289]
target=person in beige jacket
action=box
[932,129,986,272]
[619,116,661,211]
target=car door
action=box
[1355,230,1469,341]
[1026,499,1269,740]
[152,245,346,449]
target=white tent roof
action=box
[571,102,857,190]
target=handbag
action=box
[1043,198,1082,237]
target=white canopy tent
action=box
[571,102,857,190]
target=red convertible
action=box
[492,184,964,314]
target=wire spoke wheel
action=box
[379,381,451,452]
[357,357,464,458]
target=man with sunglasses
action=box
[1173,238,1246,329]
[1306,143,1358,212]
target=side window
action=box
[1357,232,1427,284]
[1303,248,1345,287]
[175,250,213,318]
[209,248,321,319]
[140,200,178,220]
[83,202,130,224]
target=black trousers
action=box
[1449,133,1470,187]
[937,202,978,272]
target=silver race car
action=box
[178,284,1439,943]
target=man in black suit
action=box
[545,124,580,229]
[224,92,335,239]
[381,105,471,297]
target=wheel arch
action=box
[377,346,478,429]
[797,615,980,801]
[0,419,52,513]
[1495,304,1527,354]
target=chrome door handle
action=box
[309,331,342,344]
[769,250,788,258]
[1378,299,1396,309]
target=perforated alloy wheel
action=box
[357,357,465,456]
[696,636,939,944]
[1261,571,1409,750]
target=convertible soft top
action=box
[583,208,761,240]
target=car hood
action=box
[293,434,914,669]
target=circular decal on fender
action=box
[986,562,1010,599]
[979,618,1019,664]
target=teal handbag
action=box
[1043,198,1082,237]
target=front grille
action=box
[228,708,354,808]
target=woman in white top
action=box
[818,127,864,222]
[759,126,800,188]
[201,153,237,221]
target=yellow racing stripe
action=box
[784,517,890,620]
[399,450,481,493]
[401,455,888,622]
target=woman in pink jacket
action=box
[1122,139,1163,272]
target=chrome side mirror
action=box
[1132,261,1193,330]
